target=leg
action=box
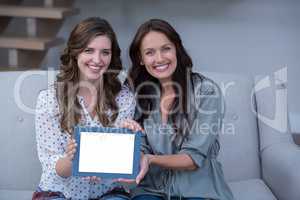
[100,196,130,200]
[32,193,67,199]
[32,189,67,200]
[132,194,164,200]
[183,198,208,200]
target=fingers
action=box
[136,154,150,184]
[114,178,136,184]
[121,119,144,132]
[66,139,77,161]
[91,176,101,183]
[136,167,146,184]
[81,176,101,183]
[81,177,90,181]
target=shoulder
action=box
[36,85,59,115]
[37,84,56,99]
[191,72,224,116]
[191,72,221,96]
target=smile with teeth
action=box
[153,63,169,71]
[87,64,104,71]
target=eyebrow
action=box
[142,43,173,52]
[85,47,112,51]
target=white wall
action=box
[2,0,299,113]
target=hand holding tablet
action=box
[72,126,141,179]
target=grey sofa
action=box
[0,70,299,200]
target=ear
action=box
[138,54,144,66]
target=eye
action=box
[102,50,111,56]
[84,48,93,54]
[145,50,154,56]
[162,46,171,52]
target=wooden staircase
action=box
[0,0,79,70]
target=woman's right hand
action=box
[56,138,77,178]
[136,153,151,184]
[65,138,77,161]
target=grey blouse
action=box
[131,73,234,200]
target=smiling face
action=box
[77,35,112,83]
[140,31,177,83]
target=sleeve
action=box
[114,86,136,127]
[140,131,153,154]
[35,90,71,181]
[179,78,224,168]
[132,107,153,155]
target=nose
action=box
[155,51,164,63]
[92,53,102,64]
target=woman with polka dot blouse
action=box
[32,17,135,200]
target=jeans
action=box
[132,194,209,200]
[32,187,130,200]
[100,195,130,200]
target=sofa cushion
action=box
[229,179,277,200]
[0,189,34,200]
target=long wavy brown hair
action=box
[56,17,122,134]
[127,19,194,140]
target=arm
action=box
[35,90,71,180]
[127,78,223,184]
[56,157,72,178]
[55,139,77,178]
[134,153,197,184]
[176,78,224,169]
[147,153,197,170]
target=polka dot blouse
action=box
[35,84,136,200]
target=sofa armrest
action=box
[261,142,300,200]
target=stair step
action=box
[0,5,79,19]
[0,66,39,71]
[0,36,64,50]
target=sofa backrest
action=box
[203,72,261,182]
[0,70,261,191]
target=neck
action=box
[160,77,174,95]
[78,79,102,110]
[78,86,97,98]
[160,79,176,120]
[78,76,102,95]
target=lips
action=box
[87,64,105,73]
[153,63,169,72]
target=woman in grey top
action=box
[123,19,234,200]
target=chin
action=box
[153,73,173,80]
[86,74,101,81]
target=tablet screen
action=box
[78,132,135,174]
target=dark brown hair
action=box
[56,17,122,134]
[127,19,193,139]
